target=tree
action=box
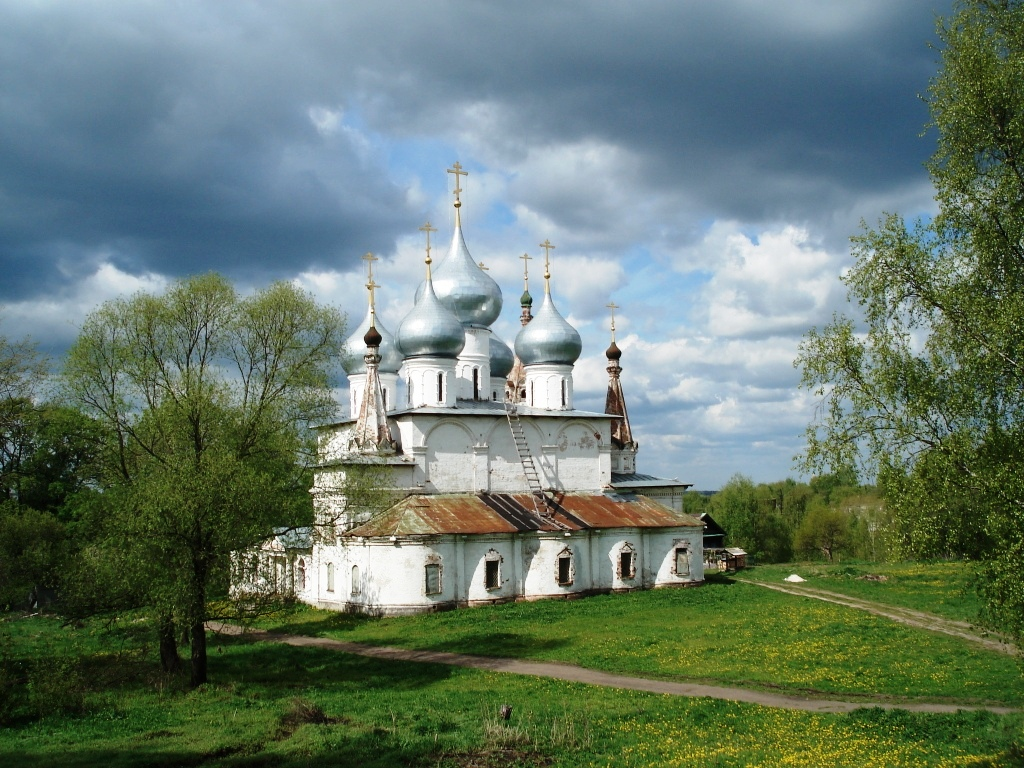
[62,274,344,685]
[711,474,793,563]
[794,507,849,562]
[797,0,1024,639]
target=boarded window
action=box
[326,562,335,592]
[351,565,360,595]
[425,563,442,595]
[485,559,500,590]
[557,554,573,586]
[675,547,689,576]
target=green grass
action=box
[258,575,1023,705]
[1,613,1022,767]
[741,561,986,623]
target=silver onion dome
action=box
[342,306,403,375]
[395,278,466,359]
[514,291,582,365]
[489,333,515,379]
[427,222,503,328]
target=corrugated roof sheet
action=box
[610,472,692,488]
[345,492,702,538]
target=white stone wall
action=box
[402,358,458,408]
[524,363,574,410]
[348,372,399,417]
[456,327,491,401]
[300,524,702,615]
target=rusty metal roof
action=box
[344,492,703,538]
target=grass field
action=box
[258,573,1022,705]
[1,562,1022,767]
[741,561,987,624]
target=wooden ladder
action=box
[504,399,568,528]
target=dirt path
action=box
[735,578,1017,656]
[208,622,1018,715]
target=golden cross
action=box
[520,252,531,287]
[478,261,489,271]
[362,253,380,310]
[366,278,380,313]
[447,161,468,206]
[607,301,619,340]
[539,239,555,280]
[418,221,437,265]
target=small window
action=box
[407,377,412,405]
[561,379,566,407]
[326,562,335,592]
[620,552,633,580]
[437,372,444,402]
[382,388,387,410]
[485,559,500,590]
[473,368,480,400]
[675,547,690,576]
[557,552,573,586]
[351,565,360,596]
[425,563,442,595]
[297,558,306,590]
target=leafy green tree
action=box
[797,0,1024,638]
[62,274,344,685]
[794,507,849,562]
[711,474,793,563]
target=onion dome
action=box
[364,325,383,348]
[514,291,582,365]
[520,288,533,307]
[489,333,515,379]
[395,278,466,359]
[605,340,622,361]
[429,220,503,327]
[343,307,402,375]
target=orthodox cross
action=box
[478,261,489,271]
[447,161,468,207]
[539,239,555,281]
[419,221,437,262]
[607,301,619,341]
[363,252,380,312]
[520,252,531,288]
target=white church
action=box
[255,164,704,615]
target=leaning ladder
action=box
[504,398,547,515]
[503,399,570,530]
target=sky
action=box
[0,0,950,489]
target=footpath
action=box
[735,578,1017,655]
[209,620,1019,715]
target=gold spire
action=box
[539,239,555,294]
[362,252,380,318]
[520,252,531,291]
[419,221,437,280]
[607,301,619,343]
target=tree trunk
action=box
[190,617,207,687]
[158,614,181,673]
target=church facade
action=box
[256,164,703,615]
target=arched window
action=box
[555,547,574,586]
[618,544,636,580]
[529,381,534,406]
[297,558,306,590]
[561,379,566,407]
[473,367,480,400]
[382,388,387,410]
[326,562,335,592]
[437,372,444,402]
[407,377,412,405]
[351,565,360,595]
[484,549,502,590]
